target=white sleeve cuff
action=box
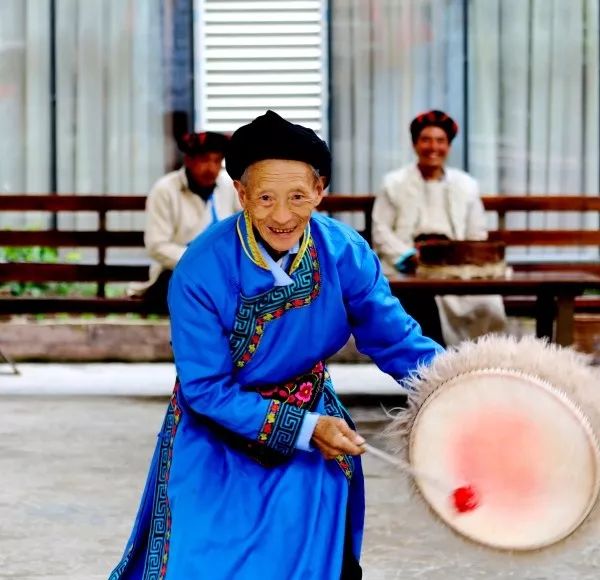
[294,412,320,452]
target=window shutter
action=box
[194,0,328,137]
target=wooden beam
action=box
[0,230,144,247]
[0,297,158,314]
[489,230,600,246]
[318,195,375,213]
[0,263,148,283]
[0,195,146,211]
[482,195,600,212]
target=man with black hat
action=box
[110,111,441,580]
[128,131,240,311]
[372,110,507,345]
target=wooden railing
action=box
[0,193,598,314]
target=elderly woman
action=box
[110,111,441,579]
[372,110,507,346]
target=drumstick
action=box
[362,443,443,486]
[363,443,480,513]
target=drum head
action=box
[409,369,600,551]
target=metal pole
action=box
[326,0,333,186]
[49,0,58,229]
[188,0,195,130]
[462,0,469,172]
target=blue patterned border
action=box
[323,376,355,482]
[257,399,306,456]
[229,239,320,368]
[109,388,181,580]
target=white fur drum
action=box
[384,335,600,551]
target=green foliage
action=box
[1,245,59,263]
[0,244,89,297]
[106,283,128,298]
[0,243,132,300]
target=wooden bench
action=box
[0,195,149,315]
[483,195,600,274]
[482,195,600,315]
[328,194,600,315]
[0,194,374,315]
[1,192,597,316]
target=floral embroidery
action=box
[247,361,325,463]
[335,455,353,480]
[257,361,323,411]
[296,382,313,403]
[257,365,356,481]
[258,400,280,442]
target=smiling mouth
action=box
[269,226,296,234]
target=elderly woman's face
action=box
[235,159,324,252]
[414,126,450,172]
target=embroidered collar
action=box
[236,210,310,274]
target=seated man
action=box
[372,110,507,345]
[129,131,241,311]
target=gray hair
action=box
[239,163,320,186]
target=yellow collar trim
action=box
[289,224,311,274]
[236,211,311,274]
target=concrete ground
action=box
[1,364,599,579]
[0,362,400,397]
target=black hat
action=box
[225,110,331,187]
[410,110,459,144]
[177,132,230,156]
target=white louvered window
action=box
[193,0,328,138]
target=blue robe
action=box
[110,211,441,579]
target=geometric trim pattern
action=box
[108,386,182,580]
[229,237,321,369]
[108,547,131,579]
[213,361,325,466]
[257,399,305,456]
[142,388,181,579]
[256,359,324,457]
[323,375,355,482]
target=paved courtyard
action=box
[1,368,599,579]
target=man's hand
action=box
[395,250,419,273]
[311,416,366,460]
[402,252,419,273]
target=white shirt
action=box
[415,178,455,239]
[372,163,486,273]
[128,167,241,296]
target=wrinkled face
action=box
[235,159,324,252]
[414,126,450,172]
[184,152,224,187]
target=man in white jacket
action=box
[130,131,240,311]
[372,110,506,345]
